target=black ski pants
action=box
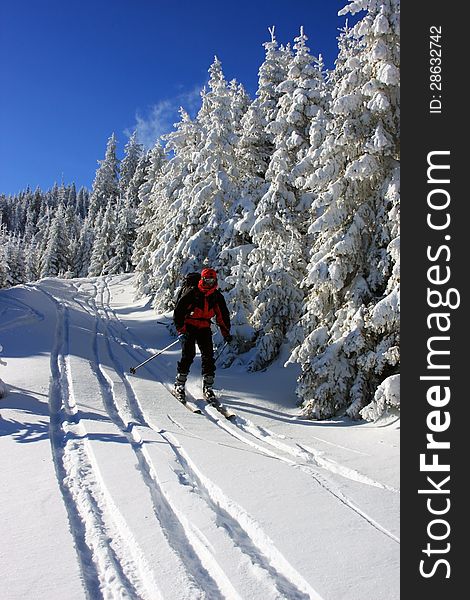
[177,325,215,376]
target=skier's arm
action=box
[173,292,193,332]
[214,292,231,338]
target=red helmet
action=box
[200,268,217,288]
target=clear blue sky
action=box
[0,0,354,196]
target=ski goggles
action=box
[202,277,216,286]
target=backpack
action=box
[175,272,201,305]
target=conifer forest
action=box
[0,1,400,421]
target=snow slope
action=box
[0,274,399,600]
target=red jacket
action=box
[173,282,231,337]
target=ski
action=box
[204,398,237,420]
[185,401,203,414]
[170,389,202,414]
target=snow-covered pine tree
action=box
[146,58,248,313]
[11,188,31,235]
[0,195,8,229]
[10,235,27,285]
[247,28,326,371]
[0,224,9,288]
[23,187,43,241]
[132,142,170,297]
[103,196,137,274]
[46,183,60,210]
[87,133,120,226]
[126,149,152,210]
[76,186,90,219]
[133,108,201,306]
[40,203,71,278]
[287,0,400,420]
[34,205,53,271]
[180,58,244,276]
[223,30,293,351]
[25,240,41,283]
[103,141,150,276]
[66,182,77,208]
[64,201,81,243]
[88,204,117,276]
[237,28,291,182]
[74,216,95,277]
[119,131,144,199]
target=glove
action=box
[224,334,233,343]
[178,330,188,343]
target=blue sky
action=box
[0,0,354,196]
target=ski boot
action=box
[173,372,187,403]
[202,375,217,404]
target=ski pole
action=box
[214,341,229,363]
[129,339,179,374]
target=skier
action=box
[173,267,232,402]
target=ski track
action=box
[37,277,398,599]
[89,288,226,599]
[232,417,399,493]
[37,286,162,600]
[160,432,320,600]
[94,277,399,545]
[0,291,45,332]
[94,279,395,489]
[192,397,400,544]
[88,278,323,600]
[75,281,259,597]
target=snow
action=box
[0,274,399,600]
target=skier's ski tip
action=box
[170,388,202,414]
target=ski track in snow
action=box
[37,285,162,600]
[95,277,399,545]
[75,278,323,600]
[93,278,399,546]
[0,292,44,332]
[84,282,225,600]
[91,279,395,490]
[231,417,398,492]
[31,277,398,599]
[186,396,400,545]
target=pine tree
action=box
[287,1,400,419]
[126,150,152,209]
[77,186,90,219]
[25,240,41,282]
[88,204,118,276]
[247,28,326,370]
[0,224,9,288]
[119,131,144,199]
[40,203,70,277]
[102,145,150,276]
[1,233,27,287]
[145,58,247,312]
[23,187,43,241]
[87,133,120,226]
[104,196,137,274]
[132,143,169,296]
[219,32,293,352]
[237,29,291,184]
[74,217,95,277]
[133,103,203,307]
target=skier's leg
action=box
[175,329,196,397]
[197,328,216,400]
[198,327,215,376]
[177,329,196,374]
[173,371,188,400]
